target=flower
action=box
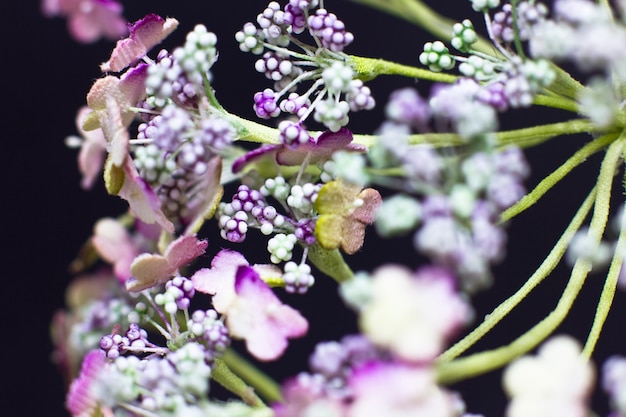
[348,361,457,417]
[90,218,139,283]
[502,335,595,417]
[191,249,282,313]
[41,0,127,43]
[232,128,366,173]
[127,234,208,292]
[66,350,106,417]
[314,179,382,255]
[226,265,308,361]
[100,14,179,72]
[359,265,470,362]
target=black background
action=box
[4,1,624,416]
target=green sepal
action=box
[307,242,354,283]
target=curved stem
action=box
[582,217,626,358]
[438,186,596,362]
[346,0,497,56]
[496,119,599,149]
[501,133,617,223]
[218,349,282,404]
[436,139,622,384]
[532,94,579,113]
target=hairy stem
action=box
[501,133,617,222]
[438,186,596,362]
[221,349,283,403]
[436,139,622,384]
[349,55,457,82]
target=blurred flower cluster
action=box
[46,0,626,416]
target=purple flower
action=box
[191,249,281,314]
[232,128,365,173]
[226,266,309,361]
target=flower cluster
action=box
[46,0,626,415]
[236,1,375,140]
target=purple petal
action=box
[232,144,281,173]
[100,14,179,72]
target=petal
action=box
[100,14,179,72]
[228,266,308,361]
[191,249,249,313]
[163,234,208,270]
[91,218,137,281]
[339,218,366,255]
[75,107,107,189]
[127,253,171,292]
[101,96,129,167]
[117,159,175,233]
[353,188,382,225]
[314,214,344,250]
[183,157,224,235]
[232,144,281,173]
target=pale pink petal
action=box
[227,266,308,361]
[41,0,64,17]
[85,65,148,130]
[348,362,456,417]
[100,14,179,72]
[74,107,107,189]
[101,96,129,167]
[163,235,209,270]
[127,235,207,292]
[191,249,249,313]
[65,0,127,44]
[91,218,138,282]
[127,253,171,292]
[117,158,175,233]
[182,157,224,235]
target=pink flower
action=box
[90,218,139,283]
[42,0,127,43]
[348,361,457,417]
[359,265,470,362]
[100,14,179,72]
[274,374,347,417]
[191,249,282,314]
[226,266,308,361]
[232,128,366,173]
[66,350,106,417]
[127,235,208,292]
[67,107,107,190]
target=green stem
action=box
[438,186,596,362]
[532,93,579,113]
[500,133,617,222]
[547,63,585,100]
[349,55,457,83]
[346,0,497,56]
[496,119,598,149]
[352,119,601,150]
[436,139,622,384]
[221,349,283,404]
[306,243,354,283]
[581,132,626,357]
[582,217,626,358]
